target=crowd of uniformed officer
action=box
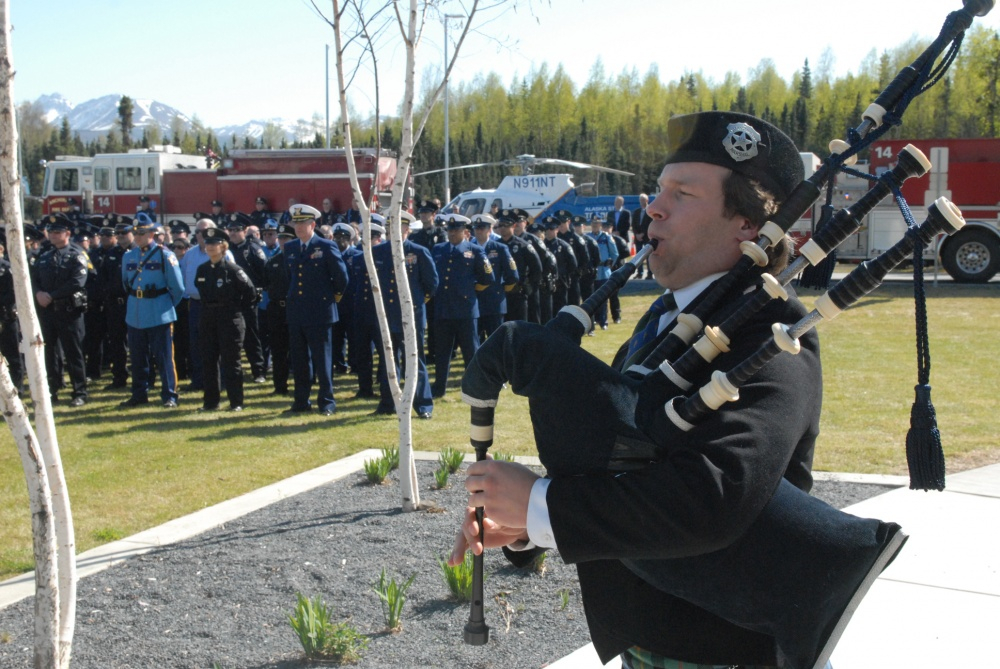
[5,195,634,413]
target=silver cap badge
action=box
[723,122,761,162]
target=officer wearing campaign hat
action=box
[429,212,492,398]
[283,202,349,415]
[262,222,297,395]
[194,226,256,412]
[494,209,542,323]
[470,214,519,342]
[539,214,577,320]
[224,212,268,382]
[120,215,185,408]
[370,207,438,418]
[32,213,95,406]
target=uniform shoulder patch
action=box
[167,254,179,266]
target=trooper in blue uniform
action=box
[283,203,349,416]
[371,212,439,419]
[32,213,93,406]
[0,231,24,394]
[587,214,620,331]
[120,213,185,408]
[430,213,492,398]
[470,213,519,341]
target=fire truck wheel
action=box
[940,228,1000,283]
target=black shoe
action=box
[162,399,178,408]
[197,405,219,412]
[271,388,289,396]
[228,405,243,412]
[104,382,128,391]
[119,397,149,408]
[431,391,445,399]
[70,397,86,407]
[353,390,376,399]
[285,405,311,413]
[252,376,266,384]
[613,318,622,325]
[334,364,350,374]
[417,411,432,420]
[320,408,335,416]
[184,383,204,392]
[370,407,395,416]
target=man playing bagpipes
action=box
[450,111,831,668]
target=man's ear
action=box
[735,216,757,242]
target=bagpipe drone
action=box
[456,1,993,668]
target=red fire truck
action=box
[848,138,1000,283]
[41,146,399,223]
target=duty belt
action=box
[129,286,169,299]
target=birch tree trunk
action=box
[0,362,59,669]
[1,3,77,665]
[327,0,485,510]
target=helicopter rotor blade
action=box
[411,162,505,177]
[530,158,634,176]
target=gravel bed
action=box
[0,462,897,669]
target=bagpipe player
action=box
[449,111,828,669]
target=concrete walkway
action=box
[3,456,997,668]
[550,463,1000,668]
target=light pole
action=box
[325,44,331,149]
[443,13,464,204]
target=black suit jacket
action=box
[607,208,631,238]
[509,275,822,666]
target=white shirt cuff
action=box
[525,477,556,548]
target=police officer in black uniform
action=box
[100,215,134,388]
[262,223,295,395]
[0,230,24,393]
[572,214,602,305]
[84,217,114,380]
[408,199,446,358]
[194,228,257,411]
[224,212,268,382]
[249,196,272,229]
[542,215,577,318]
[495,209,541,322]
[555,210,590,306]
[32,213,93,406]
[513,212,555,324]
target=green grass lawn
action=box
[1,281,997,580]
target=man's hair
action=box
[721,170,792,274]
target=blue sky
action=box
[11,0,1000,128]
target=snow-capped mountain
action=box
[31,93,305,145]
